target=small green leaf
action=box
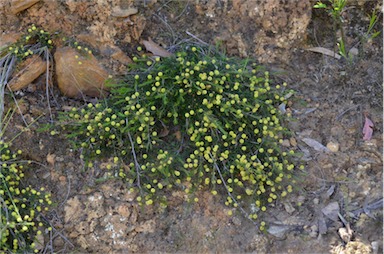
[314,2,327,8]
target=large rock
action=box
[0,32,21,48]
[54,47,109,98]
[9,0,40,15]
[8,55,47,91]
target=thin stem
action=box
[44,47,54,122]
[126,123,141,190]
[0,54,16,133]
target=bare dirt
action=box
[1,1,383,253]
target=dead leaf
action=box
[306,47,341,60]
[321,201,340,221]
[338,227,353,243]
[174,130,182,141]
[142,38,173,57]
[362,114,374,140]
[111,6,138,17]
[325,184,335,199]
[159,127,169,138]
[46,153,56,166]
[302,137,331,153]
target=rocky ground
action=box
[0,0,383,253]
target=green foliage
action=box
[57,45,302,229]
[0,140,52,253]
[314,0,347,21]
[0,24,53,60]
[314,0,381,61]
[314,0,349,59]
[364,9,381,42]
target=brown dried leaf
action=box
[306,47,342,60]
[174,130,182,141]
[159,127,169,138]
[111,6,138,17]
[142,38,173,57]
[46,153,56,166]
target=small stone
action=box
[309,224,318,238]
[371,241,379,254]
[326,141,340,152]
[362,139,378,151]
[313,198,319,205]
[349,47,358,56]
[283,202,296,214]
[59,175,67,184]
[231,216,242,226]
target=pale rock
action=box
[267,224,290,238]
[309,224,318,238]
[349,47,359,56]
[326,141,340,152]
[10,0,40,14]
[54,47,109,98]
[0,32,21,48]
[371,241,379,254]
[8,55,47,91]
[283,202,295,214]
